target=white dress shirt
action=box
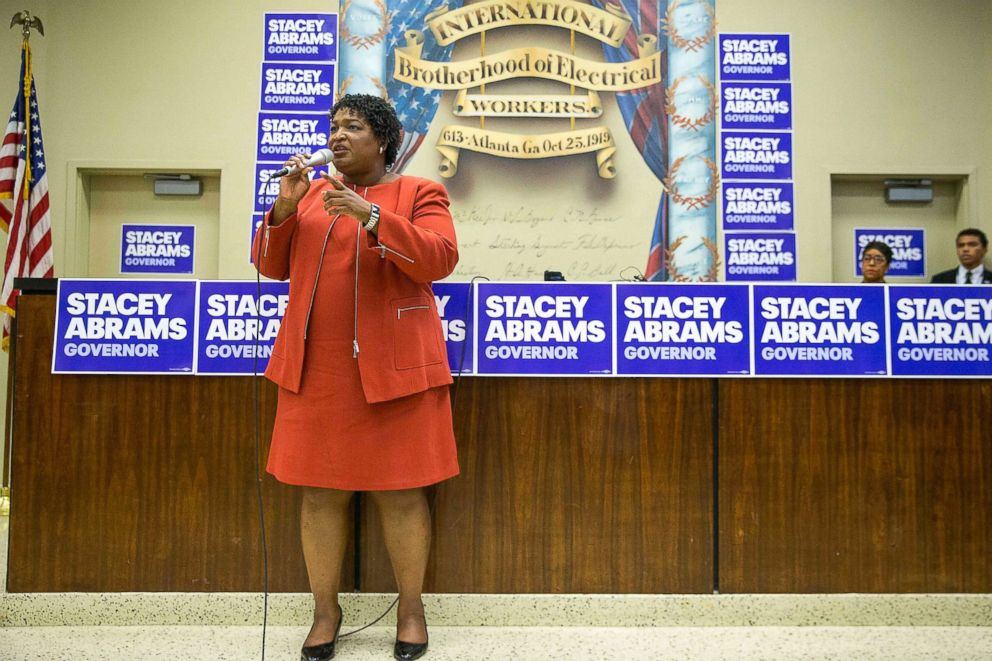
[956,264,987,284]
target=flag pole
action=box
[1,10,46,514]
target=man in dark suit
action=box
[931,228,992,284]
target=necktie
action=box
[965,270,973,284]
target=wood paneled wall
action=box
[362,378,714,593]
[7,295,317,592]
[7,294,991,593]
[719,379,992,592]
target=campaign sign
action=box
[616,283,750,375]
[725,232,796,282]
[260,62,335,113]
[120,224,194,274]
[433,282,474,375]
[264,13,337,62]
[752,285,887,376]
[888,286,992,377]
[476,282,613,375]
[254,163,281,213]
[53,279,197,374]
[196,281,289,375]
[722,131,792,180]
[719,33,791,81]
[256,112,330,162]
[721,82,792,130]
[854,228,925,278]
[254,162,329,214]
[723,182,794,230]
[249,214,265,261]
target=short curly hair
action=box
[861,240,893,264]
[329,94,402,168]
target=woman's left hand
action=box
[320,173,372,224]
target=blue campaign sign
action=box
[53,279,197,374]
[477,282,613,375]
[616,283,751,375]
[256,112,330,162]
[752,285,888,376]
[120,224,195,274]
[889,286,992,377]
[854,228,925,278]
[264,13,337,62]
[721,82,791,130]
[196,281,289,375]
[725,232,796,282]
[260,62,335,112]
[254,163,280,213]
[723,182,794,231]
[254,161,328,214]
[433,282,474,375]
[719,33,791,81]
[722,131,793,180]
[249,214,264,261]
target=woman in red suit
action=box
[252,94,458,661]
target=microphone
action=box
[269,149,333,178]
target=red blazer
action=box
[251,175,458,403]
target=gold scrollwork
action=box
[665,75,718,131]
[665,235,722,282]
[664,155,720,211]
[426,0,632,47]
[436,126,617,178]
[662,0,717,53]
[339,76,390,100]
[340,0,391,50]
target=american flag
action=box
[385,0,465,172]
[0,40,54,348]
[593,0,670,280]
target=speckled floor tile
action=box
[5,590,992,627]
[1,625,992,660]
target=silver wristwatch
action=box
[364,203,380,232]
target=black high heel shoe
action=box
[301,605,343,661]
[393,636,428,661]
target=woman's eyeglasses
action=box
[861,255,887,265]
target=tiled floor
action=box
[2,623,992,660]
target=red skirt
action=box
[266,338,460,491]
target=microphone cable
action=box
[336,273,489,640]
[252,211,488,655]
[618,266,646,282]
[252,220,270,661]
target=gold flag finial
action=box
[10,10,44,39]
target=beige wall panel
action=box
[85,173,220,279]
[718,0,991,281]
[830,177,960,283]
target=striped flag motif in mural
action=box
[385,0,465,172]
[0,40,54,348]
[593,0,670,280]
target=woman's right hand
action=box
[270,153,313,225]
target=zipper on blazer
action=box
[377,243,415,263]
[303,216,340,340]
[396,304,430,319]
[263,225,271,257]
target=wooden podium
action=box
[6,286,991,593]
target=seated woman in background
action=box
[860,240,892,283]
